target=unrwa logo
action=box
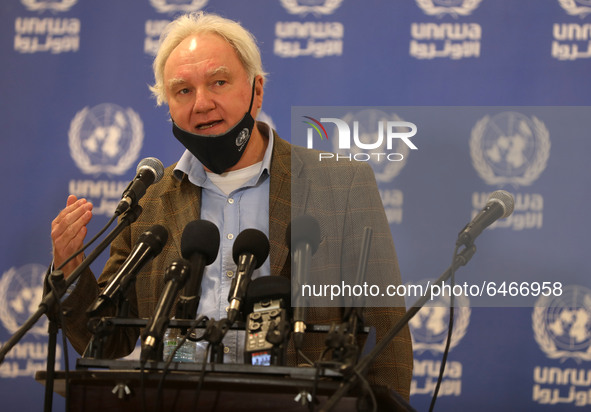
[280,0,344,16]
[558,0,591,17]
[0,264,48,336]
[470,111,550,187]
[20,0,77,12]
[533,285,591,362]
[68,103,143,175]
[149,0,209,13]
[407,281,471,354]
[415,0,483,18]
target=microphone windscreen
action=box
[232,228,270,268]
[138,224,169,255]
[244,275,291,315]
[181,220,221,265]
[137,157,165,183]
[489,190,515,218]
[287,215,321,254]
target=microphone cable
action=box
[428,244,461,412]
[354,368,378,412]
[192,341,212,408]
[296,347,314,366]
[156,315,208,412]
[140,360,147,412]
[54,213,118,272]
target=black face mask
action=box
[172,80,256,174]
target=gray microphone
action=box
[457,190,514,246]
[115,157,165,215]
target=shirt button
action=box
[228,198,234,204]
[226,271,234,278]
[227,233,234,240]
[223,346,230,354]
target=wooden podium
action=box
[36,360,360,411]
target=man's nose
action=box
[192,87,215,113]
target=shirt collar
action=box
[174,121,274,187]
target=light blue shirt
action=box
[173,123,274,363]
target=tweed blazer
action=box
[62,130,413,399]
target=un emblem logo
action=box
[149,0,209,13]
[20,0,77,12]
[408,285,471,354]
[533,285,591,362]
[415,0,483,17]
[280,0,344,16]
[470,111,550,187]
[235,128,250,151]
[68,103,143,175]
[0,264,48,336]
[558,0,591,17]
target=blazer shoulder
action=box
[143,161,181,197]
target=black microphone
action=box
[86,224,168,317]
[243,276,291,366]
[457,190,514,246]
[227,229,270,324]
[140,259,191,364]
[288,215,321,350]
[175,220,220,320]
[115,157,165,215]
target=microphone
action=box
[175,220,220,320]
[457,190,514,246]
[115,157,165,215]
[227,229,270,324]
[86,224,168,317]
[288,215,321,350]
[243,276,291,366]
[140,259,191,364]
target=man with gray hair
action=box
[51,11,412,409]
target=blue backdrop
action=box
[1,1,590,410]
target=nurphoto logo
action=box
[303,115,418,162]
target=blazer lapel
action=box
[159,174,202,256]
[269,135,298,276]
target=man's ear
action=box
[254,75,264,110]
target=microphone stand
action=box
[326,227,372,371]
[43,270,66,412]
[0,205,142,411]
[203,317,232,364]
[84,258,138,360]
[319,243,477,412]
[175,295,201,338]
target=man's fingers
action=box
[51,196,93,275]
[66,194,78,207]
[51,198,93,239]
